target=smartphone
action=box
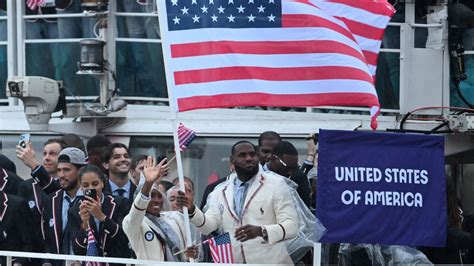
[84,189,97,201]
[18,133,30,149]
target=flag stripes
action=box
[177,123,197,151]
[174,66,374,85]
[159,0,395,129]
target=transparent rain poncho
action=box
[203,170,327,262]
[281,176,326,262]
[338,244,433,265]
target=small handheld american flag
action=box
[204,232,234,263]
[177,123,197,151]
[26,0,45,10]
[85,228,102,266]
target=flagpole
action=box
[155,0,195,260]
[171,118,195,255]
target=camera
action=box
[6,76,64,131]
[84,189,97,200]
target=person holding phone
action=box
[69,164,132,259]
[41,147,87,265]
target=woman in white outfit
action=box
[122,156,197,261]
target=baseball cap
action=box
[58,147,88,165]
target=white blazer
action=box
[191,168,298,264]
[122,194,187,261]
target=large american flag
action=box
[313,0,396,77]
[157,0,394,129]
[204,232,234,263]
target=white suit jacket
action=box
[122,194,187,261]
[191,168,298,264]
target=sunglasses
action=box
[273,155,287,167]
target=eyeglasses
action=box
[273,155,287,167]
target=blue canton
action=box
[215,232,232,245]
[166,0,282,30]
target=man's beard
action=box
[62,178,78,192]
[234,164,259,181]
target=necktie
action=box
[62,196,72,254]
[235,182,248,218]
[116,188,126,197]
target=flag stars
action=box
[237,5,245,13]
[173,16,181,24]
[192,14,200,23]
[171,0,178,6]
[227,14,236,22]
[248,0,254,4]
[211,14,218,22]
[181,6,189,14]
[269,0,274,3]
[209,0,214,4]
[267,13,275,21]
[247,14,256,22]
[217,5,225,13]
[228,0,234,4]
[201,5,208,13]
[257,5,265,13]
[191,0,197,4]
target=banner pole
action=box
[314,242,322,266]
[171,117,195,261]
[155,0,195,260]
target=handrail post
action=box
[6,255,12,266]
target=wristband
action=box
[188,206,196,218]
[261,226,268,241]
[307,153,315,157]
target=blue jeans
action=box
[453,28,474,107]
[56,0,98,95]
[117,0,160,97]
[25,21,60,81]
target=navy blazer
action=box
[41,190,81,255]
[103,179,137,206]
[70,193,132,259]
[0,168,23,196]
[0,191,36,265]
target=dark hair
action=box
[78,164,106,183]
[159,180,174,192]
[446,176,462,229]
[44,138,67,149]
[172,176,194,191]
[131,154,148,170]
[101,143,130,163]
[231,140,256,155]
[86,135,111,154]
[61,134,86,153]
[258,131,281,146]
[0,154,16,174]
[272,141,298,157]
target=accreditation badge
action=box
[145,231,154,241]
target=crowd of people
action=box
[0,130,473,265]
[0,131,321,265]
